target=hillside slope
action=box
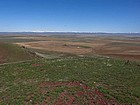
[0,57,140,104]
[0,42,37,64]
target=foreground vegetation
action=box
[0,56,140,104]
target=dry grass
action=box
[15,36,140,60]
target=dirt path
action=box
[0,60,34,66]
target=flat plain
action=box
[13,35,140,61]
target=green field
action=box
[0,57,140,104]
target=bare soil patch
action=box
[15,36,140,60]
[15,40,107,55]
[37,81,117,105]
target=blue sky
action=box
[0,0,140,32]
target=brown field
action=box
[14,35,140,60]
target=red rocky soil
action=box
[35,81,117,105]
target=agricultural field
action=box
[0,34,140,104]
[13,35,140,61]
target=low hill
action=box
[0,57,140,104]
[0,42,37,64]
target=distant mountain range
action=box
[0,32,140,36]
